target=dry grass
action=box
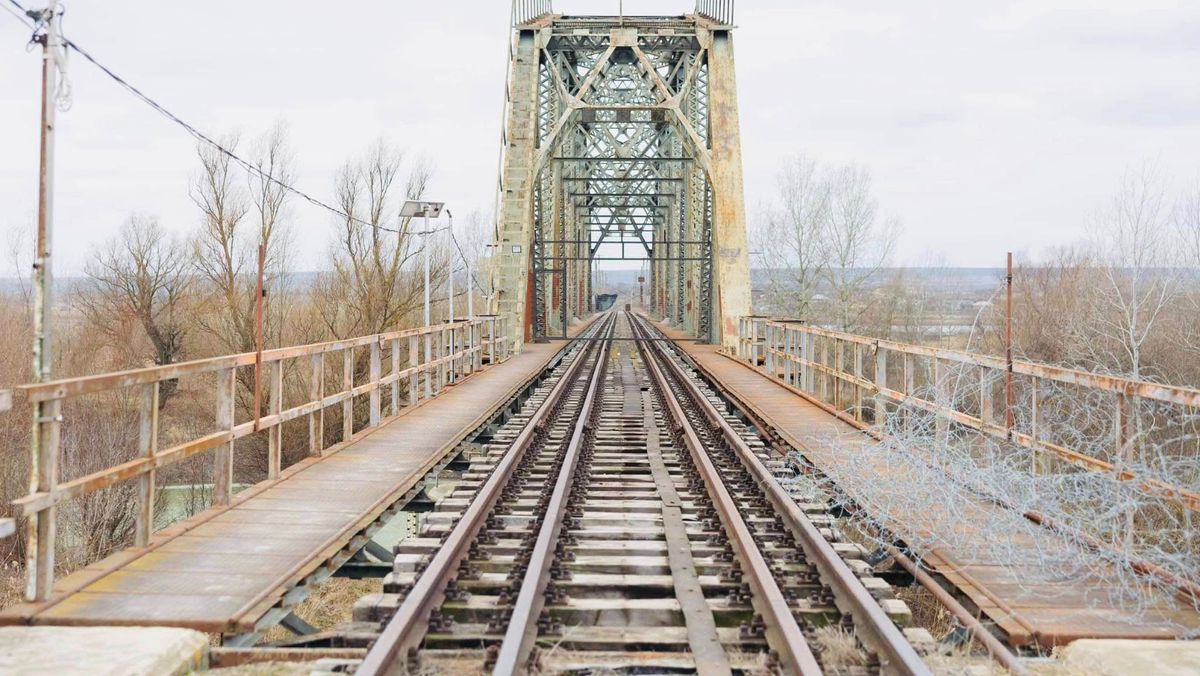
[812,625,867,670]
[259,577,382,644]
[895,585,956,642]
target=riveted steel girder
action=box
[492,12,750,349]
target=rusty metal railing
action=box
[695,0,734,25]
[734,316,1200,513]
[7,316,509,602]
[512,0,553,26]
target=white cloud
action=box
[1,0,1198,275]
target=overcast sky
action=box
[2,0,1199,275]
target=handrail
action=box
[733,316,1200,513]
[695,0,734,25]
[512,0,553,26]
[12,316,509,602]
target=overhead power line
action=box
[3,0,496,295]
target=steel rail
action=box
[491,314,615,673]
[630,313,824,675]
[357,314,616,675]
[632,313,931,676]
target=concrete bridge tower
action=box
[491,0,750,351]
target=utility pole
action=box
[448,212,455,324]
[28,0,63,602]
[423,208,432,398]
[447,212,455,383]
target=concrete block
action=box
[1060,639,1200,676]
[0,626,207,675]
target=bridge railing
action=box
[7,315,508,601]
[512,0,553,26]
[695,0,734,25]
[734,317,1200,513]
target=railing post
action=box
[26,396,61,602]
[213,366,235,506]
[267,361,282,479]
[903,352,914,433]
[819,337,829,403]
[435,327,446,393]
[874,345,887,429]
[343,347,354,441]
[390,338,401,415]
[933,357,949,445]
[409,334,420,405]
[853,342,863,422]
[980,365,994,428]
[308,353,324,456]
[834,339,844,412]
[135,382,159,547]
[1031,377,1041,474]
[424,328,434,400]
[765,323,775,376]
[369,340,382,427]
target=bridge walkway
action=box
[0,328,589,634]
[658,322,1200,648]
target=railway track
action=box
[355,311,930,675]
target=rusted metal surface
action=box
[682,329,1200,647]
[886,544,1028,676]
[642,387,730,674]
[634,317,824,675]
[491,316,615,674]
[358,315,613,674]
[209,646,368,668]
[735,317,1200,512]
[638,315,928,675]
[0,329,581,634]
[9,317,508,600]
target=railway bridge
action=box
[1,2,1199,674]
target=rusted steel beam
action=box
[492,316,613,673]
[639,315,930,676]
[16,320,482,402]
[634,316,826,675]
[357,315,613,674]
[209,647,367,668]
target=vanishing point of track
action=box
[356,311,930,675]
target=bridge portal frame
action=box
[492,7,750,352]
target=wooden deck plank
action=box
[666,330,1200,647]
[0,329,588,631]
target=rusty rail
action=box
[357,313,614,675]
[10,315,509,602]
[735,317,1200,512]
[491,315,614,673]
[641,314,930,675]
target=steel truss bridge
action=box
[493,0,750,348]
[1,2,1199,674]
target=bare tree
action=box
[821,164,899,331]
[81,214,191,399]
[1084,164,1179,379]
[191,132,253,353]
[314,141,440,337]
[755,154,830,321]
[191,128,295,356]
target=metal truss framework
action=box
[493,7,751,349]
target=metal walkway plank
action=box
[662,327,1200,648]
[0,333,587,633]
